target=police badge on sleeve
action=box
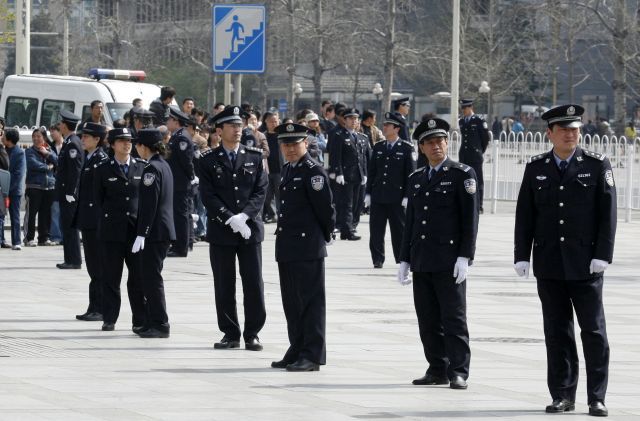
[69,149,77,158]
[605,169,615,187]
[464,178,477,194]
[143,173,156,186]
[179,141,188,151]
[311,175,324,191]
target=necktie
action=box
[121,164,128,176]
[559,160,567,176]
[229,151,236,165]
[387,142,393,151]
[429,168,436,181]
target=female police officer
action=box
[131,128,176,338]
[94,128,147,332]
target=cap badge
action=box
[233,107,239,115]
[123,128,128,134]
[428,120,436,128]
[567,106,575,116]
[286,124,294,132]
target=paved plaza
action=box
[0,205,639,420]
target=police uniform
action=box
[74,123,109,320]
[326,118,349,232]
[514,105,616,416]
[135,129,176,337]
[94,128,147,330]
[272,123,336,371]
[366,112,415,268]
[399,118,479,389]
[199,106,268,350]
[166,107,195,257]
[55,110,84,269]
[332,108,370,239]
[392,97,411,142]
[458,99,489,213]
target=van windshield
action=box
[106,103,133,123]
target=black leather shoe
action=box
[340,233,361,241]
[412,373,449,385]
[214,337,240,349]
[76,312,103,321]
[245,337,263,351]
[101,322,115,331]
[286,358,320,372]
[373,262,383,268]
[137,328,169,338]
[588,401,608,417]
[271,359,292,369]
[545,399,575,413]
[449,376,468,389]
[57,262,81,269]
[132,325,147,335]
[167,251,187,257]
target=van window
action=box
[41,99,74,128]
[106,103,132,122]
[5,96,38,128]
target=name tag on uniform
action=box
[84,168,90,172]
[294,177,302,181]
[108,177,117,181]
[440,181,452,185]
[578,173,591,178]
[536,175,547,180]
[344,138,351,143]
[395,152,404,156]
[244,162,255,167]
[377,151,383,155]
[134,176,141,180]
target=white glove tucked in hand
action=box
[238,223,251,240]
[401,197,408,208]
[364,194,371,208]
[361,176,367,186]
[191,176,199,185]
[131,236,145,253]
[397,261,411,286]
[336,175,345,185]
[453,257,469,284]
[514,261,530,278]
[65,195,75,203]
[225,213,249,233]
[590,259,608,274]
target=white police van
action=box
[0,68,165,141]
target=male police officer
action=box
[398,118,478,390]
[166,107,196,257]
[332,108,369,240]
[199,105,268,352]
[365,112,415,268]
[458,99,490,213]
[55,110,84,270]
[391,96,411,142]
[514,104,616,417]
[271,123,335,372]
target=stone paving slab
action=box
[0,204,639,420]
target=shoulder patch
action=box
[410,166,427,177]
[452,162,471,172]
[68,149,78,159]
[143,172,156,186]
[583,149,605,161]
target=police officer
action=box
[271,123,336,372]
[199,105,268,351]
[398,118,479,390]
[94,128,147,332]
[55,110,84,270]
[458,99,490,213]
[332,108,369,240]
[391,96,411,142]
[514,104,616,417]
[166,107,196,257]
[73,122,109,321]
[131,128,176,338]
[365,112,415,268]
[326,104,348,233]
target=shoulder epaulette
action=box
[583,149,605,161]
[410,166,426,177]
[529,153,547,163]
[451,162,472,172]
[244,146,263,154]
[304,158,316,168]
[401,140,414,148]
[132,157,148,164]
[201,148,214,157]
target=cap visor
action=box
[556,121,582,128]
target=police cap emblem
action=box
[143,173,156,186]
[605,169,615,187]
[464,178,477,194]
[428,119,436,128]
[311,175,324,191]
[567,106,575,116]
[233,107,239,115]
[286,124,294,132]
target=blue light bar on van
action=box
[88,68,146,82]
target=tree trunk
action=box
[382,0,396,113]
[612,0,627,134]
[312,0,324,111]
[286,0,296,115]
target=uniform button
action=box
[382,182,386,185]
[125,182,128,186]
[422,220,426,224]
[426,192,429,196]
[126,197,130,201]
[384,165,388,168]
[559,220,564,224]
[383,173,387,176]
[281,200,285,204]
[559,202,564,207]
[234,186,238,190]
[559,186,564,190]
[278,227,282,232]
[301,233,306,237]
[233,174,237,178]
[421,235,426,239]
[104,213,108,217]
[423,206,428,210]
[126,212,130,216]
[89,203,93,207]
[560,237,565,242]
[450,240,454,244]
[283,187,286,191]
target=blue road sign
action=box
[278,99,288,115]
[212,4,266,74]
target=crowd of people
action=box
[0,92,617,415]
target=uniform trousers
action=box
[140,241,170,332]
[81,229,103,314]
[369,202,405,265]
[278,259,326,365]
[412,271,470,380]
[102,230,146,326]
[209,243,266,341]
[263,172,281,220]
[60,200,81,265]
[336,181,361,236]
[536,276,609,404]
[172,190,190,255]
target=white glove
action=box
[336,175,345,185]
[191,176,199,185]
[361,176,367,186]
[453,257,469,284]
[65,195,75,203]
[514,261,530,278]
[191,213,199,222]
[590,258,608,274]
[364,194,371,208]
[397,261,411,286]
[225,213,249,233]
[131,236,145,253]
[238,222,251,240]
[401,197,408,208]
